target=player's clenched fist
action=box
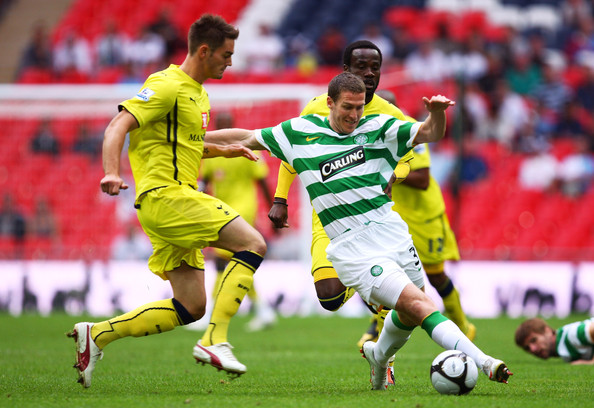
[100,174,128,196]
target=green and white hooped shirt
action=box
[556,317,594,363]
[255,113,421,239]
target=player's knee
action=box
[316,279,351,311]
[407,298,437,326]
[253,237,267,257]
[172,298,204,323]
[243,229,267,256]
[314,278,345,299]
[427,272,448,290]
[318,292,348,311]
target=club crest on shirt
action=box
[370,265,383,277]
[354,134,368,145]
[319,146,365,181]
[135,88,155,102]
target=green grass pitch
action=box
[0,313,591,408]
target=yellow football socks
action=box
[91,299,183,349]
[440,282,472,337]
[201,251,263,346]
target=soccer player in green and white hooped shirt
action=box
[206,72,513,390]
[515,317,594,365]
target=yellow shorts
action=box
[406,212,460,274]
[136,185,239,280]
[310,209,336,282]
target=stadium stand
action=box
[1,0,594,261]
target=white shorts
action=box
[326,212,424,309]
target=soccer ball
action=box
[430,350,478,395]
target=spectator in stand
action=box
[487,25,526,72]
[404,37,450,83]
[518,148,559,192]
[574,63,594,112]
[526,31,550,72]
[505,49,542,96]
[517,100,556,154]
[558,136,594,197]
[17,21,52,76]
[28,196,58,239]
[531,62,572,117]
[474,79,530,148]
[30,118,60,156]
[449,33,488,82]
[389,26,415,64]
[432,19,457,55]
[72,121,102,157]
[561,0,593,32]
[149,7,185,61]
[476,50,506,95]
[458,138,488,184]
[555,100,587,139]
[316,25,346,66]
[563,14,594,64]
[355,23,393,64]
[95,20,129,68]
[0,193,26,245]
[53,29,92,76]
[125,25,167,75]
[243,24,284,75]
[111,222,153,260]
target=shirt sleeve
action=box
[383,117,422,154]
[119,74,178,127]
[255,125,289,163]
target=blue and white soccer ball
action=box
[430,350,478,395]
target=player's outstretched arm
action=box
[414,95,455,145]
[203,142,259,161]
[205,128,263,150]
[100,110,137,196]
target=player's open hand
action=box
[422,95,455,112]
[100,174,128,196]
[221,144,260,161]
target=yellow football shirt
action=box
[120,64,211,203]
[301,92,409,119]
[391,143,445,223]
[200,154,269,225]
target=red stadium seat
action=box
[383,7,420,31]
[17,68,53,84]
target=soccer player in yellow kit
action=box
[268,42,473,346]
[67,15,264,388]
[199,111,277,332]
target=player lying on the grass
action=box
[206,71,513,390]
[515,317,594,365]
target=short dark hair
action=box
[188,14,239,55]
[328,72,366,102]
[515,318,550,348]
[343,40,383,67]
